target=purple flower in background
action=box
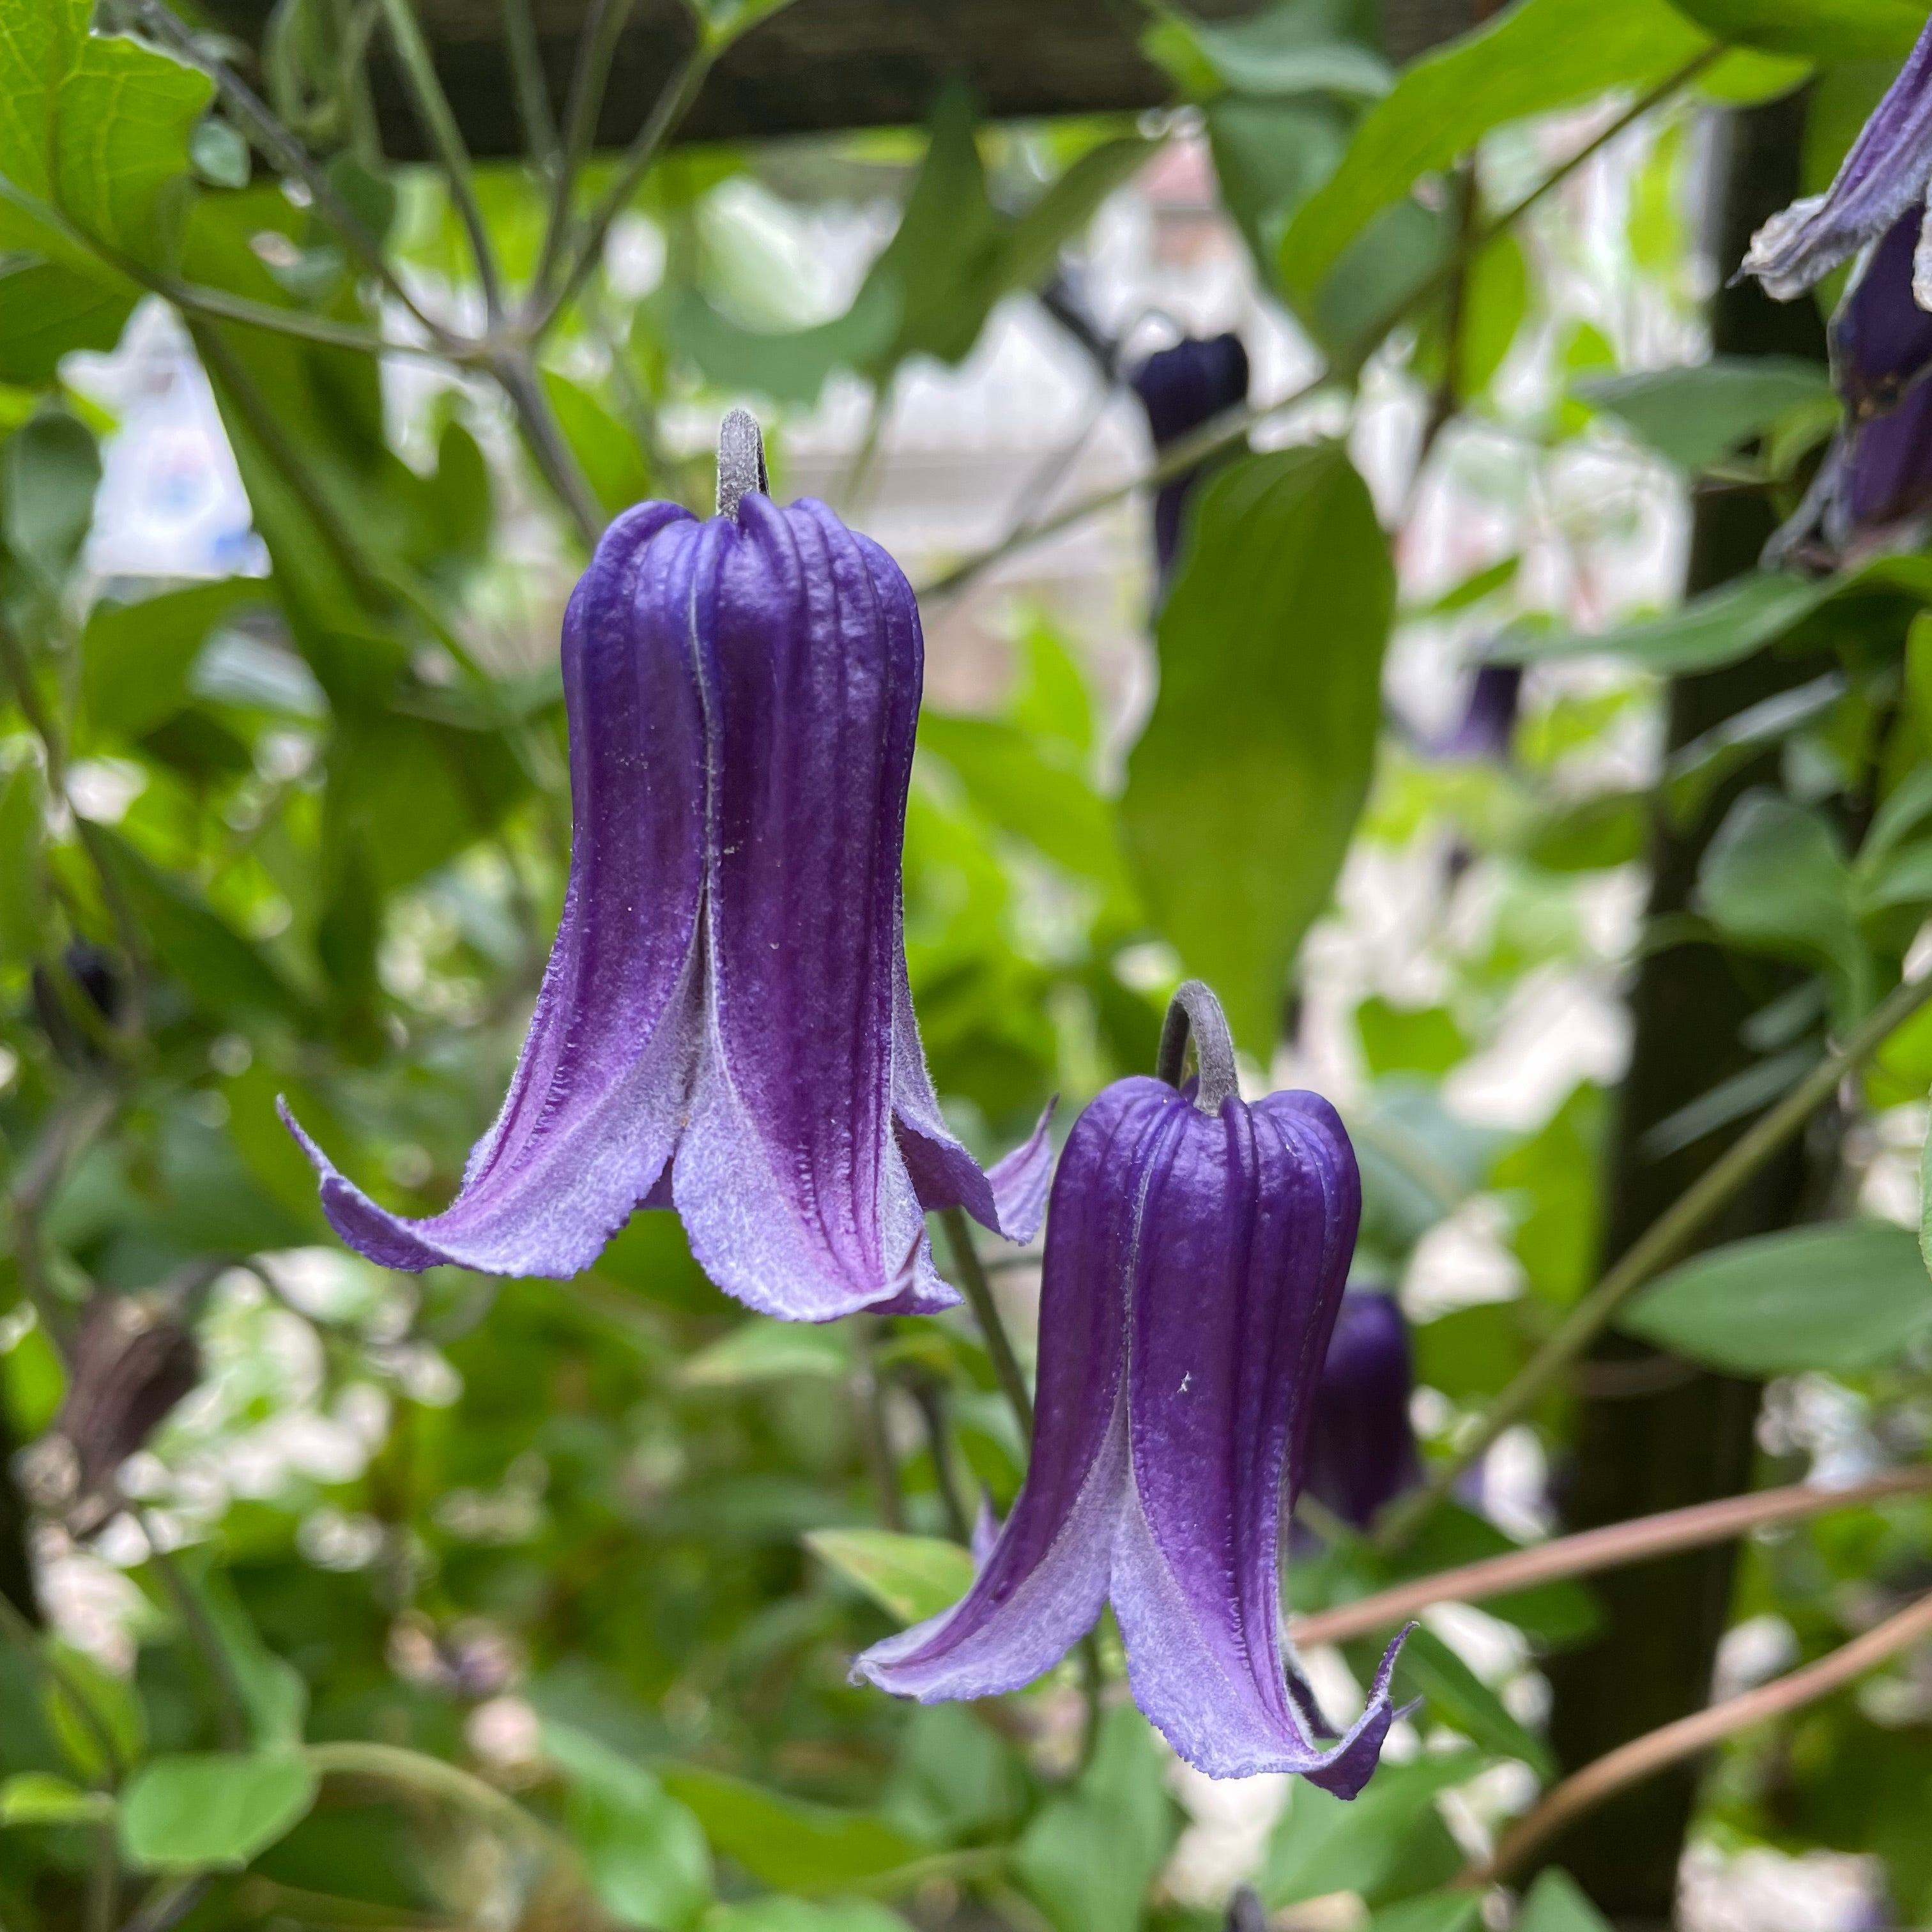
[1738,12,1932,304]
[1130,334,1250,584]
[284,412,1050,1322]
[1300,1290,1422,1533]
[855,983,1405,1793]
[1432,663,1522,763]
[1767,211,1932,567]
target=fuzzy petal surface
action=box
[672,498,950,1318]
[1741,15,1932,301]
[284,502,705,1276]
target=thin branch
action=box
[1376,971,1932,1552]
[852,1317,906,1533]
[939,1207,1034,1443]
[2,1082,119,1358]
[532,0,638,300]
[372,0,504,319]
[531,42,712,335]
[1294,1468,1932,1648]
[119,1876,211,1932]
[490,349,607,546]
[500,0,562,174]
[144,1533,249,1752]
[157,279,452,361]
[1469,1589,1932,1885]
[918,50,1719,604]
[114,0,448,345]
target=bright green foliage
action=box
[118,1752,318,1870]
[1123,441,1394,1054]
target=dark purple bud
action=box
[1300,1290,1422,1534]
[1768,211,1932,569]
[27,1297,199,1535]
[1130,334,1250,584]
[284,412,1051,1322]
[31,941,123,1066]
[855,983,1404,1794]
[1432,663,1522,763]
[1739,15,1932,303]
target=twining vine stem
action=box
[1374,967,1932,1552]
[1466,1589,1932,1885]
[1294,1468,1932,1647]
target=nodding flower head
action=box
[284,411,1052,1322]
[1130,334,1252,586]
[1301,1289,1423,1534]
[854,982,1406,1793]
[1738,14,1932,307]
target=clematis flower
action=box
[283,411,1050,1322]
[1300,1289,1422,1534]
[1766,210,1932,569]
[1738,12,1932,305]
[1130,333,1252,585]
[1432,664,1522,763]
[855,983,1405,1793]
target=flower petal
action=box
[1741,14,1932,300]
[852,1081,1172,1698]
[283,502,705,1276]
[673,499,947,1318]
[1110,1087,1393,1783]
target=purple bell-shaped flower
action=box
[284,412,1050,1322]
[1130,334,1251,585]
[1300,1289,1423,1533]
[854,983,1404,1793]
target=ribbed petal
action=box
[852,1082,1168,1698]
[673,498,951,1319]
[282,502,705,1276]
[893,951,1057,1245]
[1741,14,1932,301]
[1111,1087,1396,1787]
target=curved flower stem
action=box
[1374,967,1932,1553]
[939,1206,1034,1443]
[1466,1589,1932,1885]
[1156,979,1239,1110]
[852,1316,906,1533]
[305,1739,553,1839]
[1294,1468,1932,1648]
[917,50,1719,605]
[908,1376,973,1544]
[372,0,502,321]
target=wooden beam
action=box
[195,0,1477,161]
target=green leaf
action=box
[82,578,267,740]
[1280,0,1712,300]
[802,1529,976,1624]
[544,1721,712,1931]
[0,0,211,270]
[0,755,45,964]
[657,1765,924,1892]
[1151,2,1391,100]
[43,1641,146,1784]
[1577,356,1831,470]
[1356,998,1467,1078]
[919,714,1131,898]
[680,1319,853,1388]
[1493,571,1836,673]
[174,1559,309,1752]
[1696,792,1867,1000]
[1121,442,1394,1054]
[1390,1624,1554,1779]
[0,261,133,385]
[119,1752,318,1873]
[1207,94,1352,273]
[93,828,311,1024]
[1365,1894,1484,1932]
[1261,1750,1476,1908]
[4,406,99,586]
[540,371,651,519]
[1016,1706,1179,1932]
[665,278,902,408]
[1667,0,1924,59]
[0,1771,113,1826]
[1621,1220,1932,1374]
[708,1902,914,1932]
[1515,1869,1615,1932]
